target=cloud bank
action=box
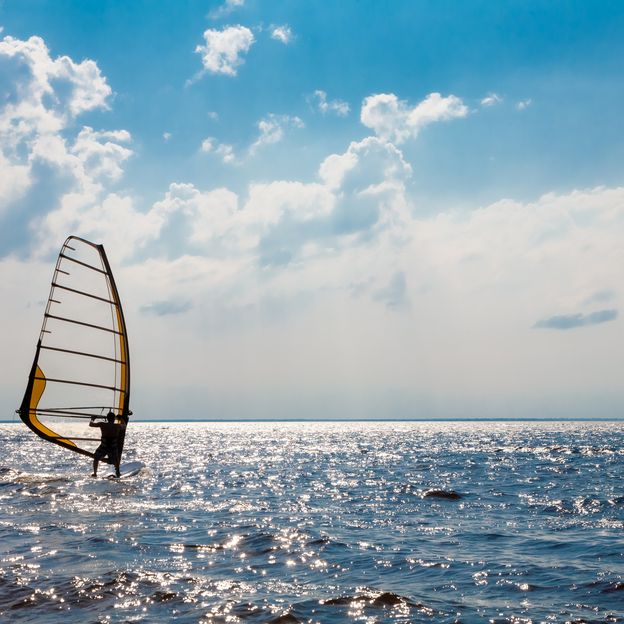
[534,309,618,330]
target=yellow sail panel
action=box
[115,305,128,416]
[27,366,76,447]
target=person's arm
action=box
[89,418,100,429]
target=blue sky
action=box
[1,1,624,419]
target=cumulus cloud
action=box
[481,93,502,107]
[360,92,468,144]
[70,127,132,181]
[534,309,618,330]
[248,136,412,265]
[319,136,412,191]
[249,114,304,154]
[195,25,255,76]
[89,131,412,272]
[312,90,350,116]
[0,34,111,143]
[145,182,241,255]
[270,25,293,44]
[0,33,130,256]
[201,137,237,164]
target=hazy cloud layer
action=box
[373,271,408,309]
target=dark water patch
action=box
[307,535,330,546]
[240,531,279,555]
[150,589,179,602]
[267,614,300,624]
[321,589,429,610]
[423,489,461,500]
[602,581,624,593]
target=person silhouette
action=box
[89,411,126,477]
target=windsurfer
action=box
[90,411,126,477]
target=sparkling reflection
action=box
[0,421,623,622]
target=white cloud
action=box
[163,132,172,141]
[70,127,132,181]
[201,137,237,164]
[0,33,131,258]
[208,0,245,20]
[319,136,412,191]
[149,182,242,252]
[0,151,30,210]
[216,143,236,164]
[516,98,532,110]
[201,137,215,153]
[270,25,293,44]
[481,93,502,107]
[313,90,350,116]
[195,25,255,76]
[249,114,304,154]
[360,92,468,144]
[0,34,111,145]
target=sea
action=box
[0,421,623,623]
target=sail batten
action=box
[51,282,119,305]
[36,410,107,419]
[40,345,124,364]
[44,313,123,335]
[18,236,131,462]
[33,376,123,392]
[59,252,108,274]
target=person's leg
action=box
[93,445,104,477]
[113,447,121,477]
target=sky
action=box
[1,0,624,420]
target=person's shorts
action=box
[94,442,119,463]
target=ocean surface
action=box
[0,421,623,623]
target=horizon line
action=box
[2,417,623,424]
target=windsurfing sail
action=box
[18,236,131,462]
